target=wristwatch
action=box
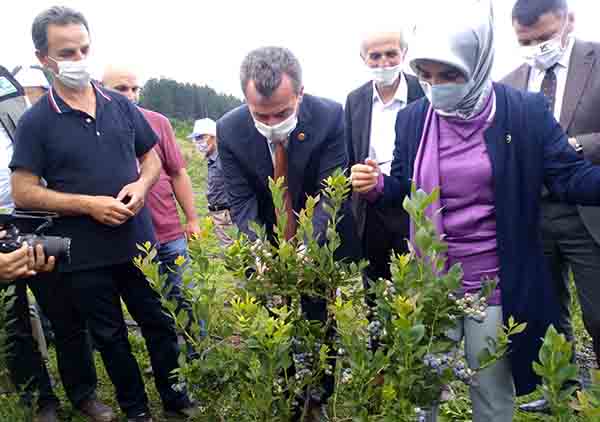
[570,137,583,154]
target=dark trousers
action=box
[541,201,600,368]
[4,281,57,409]
[363,205,410,301]
[30,262,189,417]
[300,296,335,401]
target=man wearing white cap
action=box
[14,65,49,106]
[189,118,232,246]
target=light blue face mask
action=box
[420,81,471,116]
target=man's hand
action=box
[0,243,34,281]
[0,240,55,281]
[87,196,135,226]
[183,219,201,240]
[351,159,380,193]
[568,137,584,153]
[31,244,56,273]
[568,137,577,149]
[116,181,148,215]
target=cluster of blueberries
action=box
[450,292,490,323]
[340,368,353,385]
[290,337,328,403]
[367,319,385,351]
[382,279,398,298]
[423,351,476,385]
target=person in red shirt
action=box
[102,66,201,356]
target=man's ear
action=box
[298,85,305,103]
[566,11,575,34]
[36,51,52,72]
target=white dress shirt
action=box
[369,73,408,175]
[0,123,14,210]
[526,36,575,122]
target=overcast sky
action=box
[3,0,599,103]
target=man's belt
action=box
[208,204,229,212]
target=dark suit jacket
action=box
[380,82,600,395]
[0,66,27,141]
[503,39,600,244]
[344,74,425,240]
[218,94,359,260]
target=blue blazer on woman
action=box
[380,82,600,395]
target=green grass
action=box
[34,134,594,421]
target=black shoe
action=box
[164,402,202,420]
[127,412,153,422]
[34,402,59,422]
[519,398,551,414]
[77,398,116,422]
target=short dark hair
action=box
[240,46,302,98]
[32,6,90,55]
[512,0,568,27]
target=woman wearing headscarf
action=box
[351,2,600,421]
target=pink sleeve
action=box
[361,173,384,203]
[158,117,186,176]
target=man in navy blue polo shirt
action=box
[10,6,197,422]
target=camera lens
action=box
[22,234,71,264]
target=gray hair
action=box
[32,6,90,55]
[360,31,409,57]
[240,47,303,98]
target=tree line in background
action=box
[11,67,241,123]
[139,77,243,122]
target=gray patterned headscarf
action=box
[409,1,495,119]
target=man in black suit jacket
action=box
[218,46,357,421]
[345,32,425,288]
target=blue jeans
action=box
[157,236,190,303]
[157,237,202,358]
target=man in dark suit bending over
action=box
[218,46,357,421]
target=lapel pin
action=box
[297,132,306,141]
[506,134,512,144]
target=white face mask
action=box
[49,56,91,90]
[254,111,298,142]
[194,137,208,154]
[370,63,402,87]
[420,80,471,116]
[520,25,569,71]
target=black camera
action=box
[0,211,71,263]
